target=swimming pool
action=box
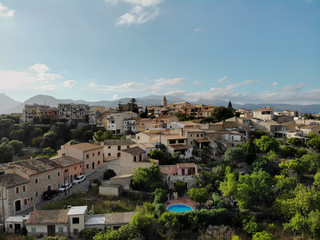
[167,204,193,212]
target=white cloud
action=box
[0,64,62,90]
[36,85,57,91]
[165,82,319,105]
[63,80,75,88]
[115,5,159,26]
[193,81,200,86]
[217,76,227,83]
[145,77,185,93]
[89,81,143,92]
[193,27,202,33]
[106,0,163,26]
[226,80,257,90]
[269,81,278,87]
[112,94,119,100]
[0,2,14,19]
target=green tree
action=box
[300,152,320,173]
[9,140,24,155]
[127,98,139,113]
[79,228,100,240]
[148,149,166,164]
[243,139,257,164]
[219,167,238,201]
[224,147,246,166]
[153,188,167,204]
[255,136,279,153]
[252,231,274,240]
[131,163,165,192]
[210,106,234,122]
[157,211,180,240]
[40,131,58,149]
[93,130,106,142]
[0,142,14,163]
[175,181,187,196]
[188,188,209,206]
[287,137,303,147]
[130,212,155,237]
[314,172,320,190]
[307,135,320,151]
[9,129,25,142]
[243,216,259,235]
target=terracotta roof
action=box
[194,139,211,143]
[177,163,196,168]
[10,158,58,175]
[51,156,82,167]
[0,174,29,188]
[161,134,187,140]
[105,212,136,226]
[122,147,145,155]
[104,139,136,146]
[26,210,68,225]
[69,143,103,151]
[168,144,191,150]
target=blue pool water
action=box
[167,204,193,212]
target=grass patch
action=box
[42,186,145,214]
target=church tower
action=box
[162,95,167,106]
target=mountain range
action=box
[0,93,319,114]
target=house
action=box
[21,104,57,123]
[167,121,201,130]
[57,143,104,174]
[107,111,138,135]
[26,210,69,238]
[8,158,62,215]
[300,124,320,136]
[67,206,88,236]
[252,106,274,121]
[58,103,90,122]
[0,173,30,219]
[50,156,83,183]
[119,147,157,175]
[160,163,198,189]
[135,118,153,132]
[102,139,137,160]
[104,212,136,230]
[5,215,30,234]
[151,115,178,129]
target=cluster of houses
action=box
[2,97,320,237]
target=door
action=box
[14,224,21,233]
[92,162,95,170]
[15,200,21,212]
[47,225,55,236]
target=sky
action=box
[0,0,319,104]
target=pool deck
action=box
[164,197,197,209]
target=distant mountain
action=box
[1,94,319,114]
[0,93,21,111]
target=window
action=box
[92,152,95,157]
[98,161,101,165]
[31,228,36,234]
[108,153,111,156]
[73,229,78,235]
[86,154,89,158]
[197,134,199,137]
[22,185,26,192]
[24,199,27,205]
[58,227,63,233]
[72,217,80,224]
[36,192,38,197]
[58,172,60,177]
[86,164,89,169]
[169,140,176,144]
[134,156,136,162]
[108,146,111,149]
[74,166,76,170]
[117,153,121,158]
[16,187,19,194]
[118,146,121,150]
[178,139,184,143]
[139,155,142,162]
[48,175,51,180]
[98,151,100,156]
[9,224,12,229]
[62,153,66,157]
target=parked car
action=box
[73,175,86,184]
[42,190,59,200]
[58,183,72,192]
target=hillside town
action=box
[0,97,320,240]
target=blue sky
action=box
[0,0,319,104]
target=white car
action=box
[73,175,86,184]
[58,183,72,192]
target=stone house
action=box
[50,156,83,183]
[57,143,104,174]
[135,118,153,132]
[252,106,275,121]
[107,111,138,135]
[102,139,137,160]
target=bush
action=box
[175,181,187,196]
